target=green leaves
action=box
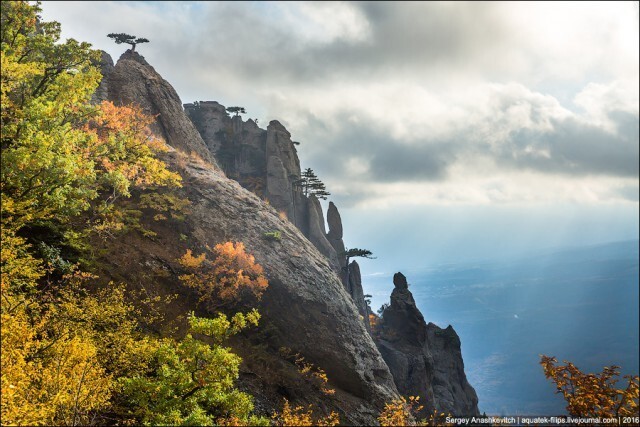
[119,311,263,426]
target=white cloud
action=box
[39,1,639,209]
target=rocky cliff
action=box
[184,100,341,272]
[374,273,480,416]
[96,49,480,422]
[96,50,399,424]
[100,50,214,163]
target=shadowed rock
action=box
[375,272,479,416]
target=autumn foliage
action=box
[377,396,452,427]
[279,347,335,396]
[540,355,639,417]
[378,396,422,426]
[179,242,268,312]
[1,2,268,424]
[272,399,339,427]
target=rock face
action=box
[326,202,347,273]
[99,50,400,425]
[91,50,114,104]
[306,195,340,269]
[105,51,214,163]
[184,100,340,271]
[346,261,372,333]
[325,204,370,332]
[374,273,480,416]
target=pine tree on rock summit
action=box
[107,33,149,51]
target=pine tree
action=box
[295,168,331,200]
[107,33,149,51]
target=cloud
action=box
[39,1,639,207]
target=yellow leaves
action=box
[0,228,42,295]
[279,347,336,396]
[39,336,112,426]
[540,355,639,417]
[377,395,451,426]
[1,292,111,426]
[378,396,419,426]
[273,399,340,427]
[179,249,207,269]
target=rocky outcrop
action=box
[105,50,214,163]
[306,196,340,268]
[184,100,341,272]
[346,261,372,333]
[99,50,400,424]
[327,202,347,273]
[325,203,369,331]
[375,273,479,416]
[91,50,114,104]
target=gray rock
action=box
[327,202,347,274]
[347,260,372,333]
[375,272,479,416]
[91,50,114,104]
[180,158,399,424]
[185,102,341,269]
[105,50,214,164]
[306,195,340,271]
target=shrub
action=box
[178,242,268,313]
[540,355,639,417]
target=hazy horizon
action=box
[363,239,639,414]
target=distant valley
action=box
[365,240,639,414]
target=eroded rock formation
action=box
[374,273,480,416]
[184,99,341,271]
[105,51,214,163]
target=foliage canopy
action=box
[540,355,639,417]
[1,3,267,425]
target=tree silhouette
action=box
[294,168,331,200]
[340,248,376,286]
[107,33,149,51]
[343,248,375,266]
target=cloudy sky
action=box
[41,1,639,272]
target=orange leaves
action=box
[179,242,268,313]
[540,355,639,417]
[369,313,379,331]
[85,101,181,197]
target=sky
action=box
[40,1,639,274]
